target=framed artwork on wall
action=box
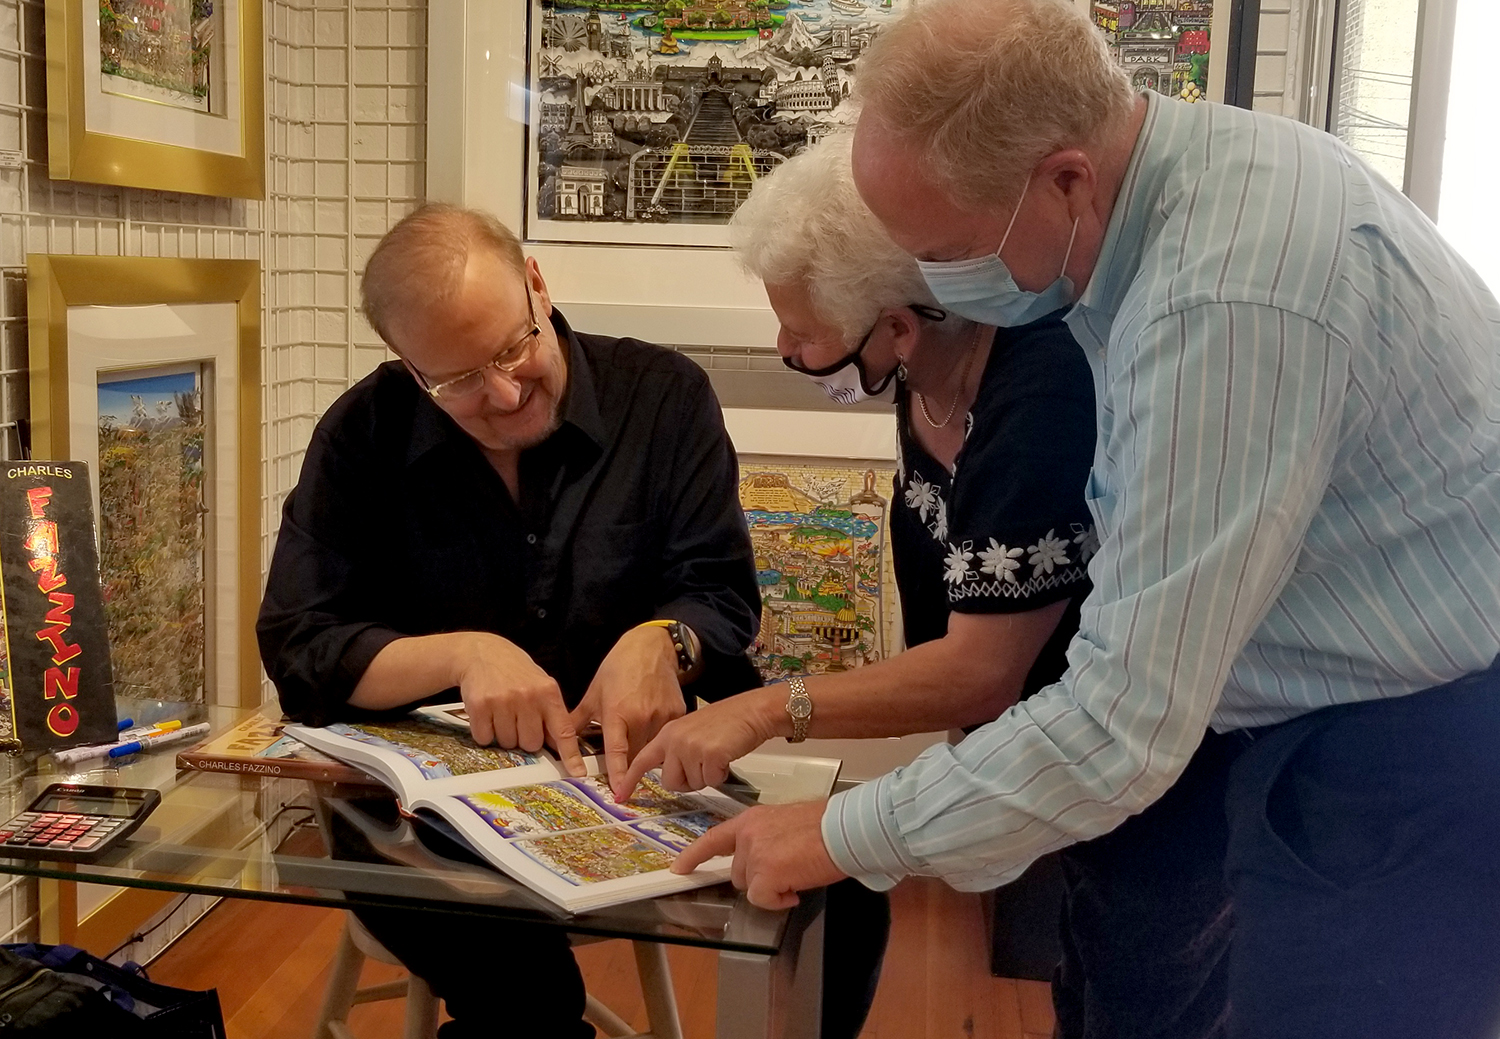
[738,458,901,684]
[44,0,265,198]
[27,255,262,708]
[431,2,917,348]
[1074,0,1240,105]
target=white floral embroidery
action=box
[950,565,1088,603]
[978,538,1024,584]
[1028,529,1072,573]
[942,542,974,584]
[933,496,949,542]
[1072,522,1100,564]
[904,476,937,522]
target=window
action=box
[1327,0,1419,190]
[1435,0,1499,291]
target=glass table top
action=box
[0,701,793,955]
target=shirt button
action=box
[526,534,537,545]
[535,607,548,619]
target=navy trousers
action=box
[1052,659,1500,1039]
[1224,663,1500,1038]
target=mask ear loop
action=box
[1059,216,1080,278]
[995,172,1034,259]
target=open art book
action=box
[286,714,742,914]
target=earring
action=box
[897,360,908,382]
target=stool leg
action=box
[633,941,684,1039]
[315,924,367,1039]
[403,975,440,1039]
[584,992,637,1037]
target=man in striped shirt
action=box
[675,0,1500,1034]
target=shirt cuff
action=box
[653,598,744,656]
[337,625,405,694]
[821,775,921,892]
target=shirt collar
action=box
[403,305,605,468]
[1074,91,1194,322]
[550,307,607,453]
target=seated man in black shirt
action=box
[257,203,761,1039]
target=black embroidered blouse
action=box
[889,313,1097,701]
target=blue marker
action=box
[117,718,134,732]
[107,722,209,759]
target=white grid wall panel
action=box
[264,0,423,563]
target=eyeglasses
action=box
[413,288,543,403]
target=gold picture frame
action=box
[26,255,262,708]
[45,0,266,199]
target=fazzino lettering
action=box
[23,486,82,737]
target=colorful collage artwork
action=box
[98,368,208,703]
[327,720,540,780]
[527,0,915,242]
[457,771,733,886]
[739,462,899,683]
[1090,1,1215,103]
[99,0,218,113]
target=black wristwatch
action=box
[641,619,702,683]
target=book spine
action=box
[175,752,374,785]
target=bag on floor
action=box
[0,943,225,1037]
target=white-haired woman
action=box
[621,134,1098,1036]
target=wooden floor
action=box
[147,876,1054,1039]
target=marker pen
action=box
[107,722,211,758]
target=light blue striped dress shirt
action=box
[824,91,1500,891]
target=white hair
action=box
[856,0,1135,208]
[730,134,939,345]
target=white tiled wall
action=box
[263,0,425,597]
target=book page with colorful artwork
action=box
[414,771,742,914]
[289,713,741,912]
[285,717,600,801]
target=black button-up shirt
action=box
[258,309,762,725]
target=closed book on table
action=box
[177,706,382,785]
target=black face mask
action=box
[781,304,945,406]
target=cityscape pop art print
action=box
[525,0,915,248]
[1088,1,1218,104]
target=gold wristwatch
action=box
[784,676,813,743]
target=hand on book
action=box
[455,633,586,776]
[570,624,689,801]
[617,687,782,800]
[671,800,847,910]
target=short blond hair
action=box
[361,204,528,346]
[730,134,939,345]
[857,0,1135,207]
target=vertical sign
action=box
[0,462,117,750]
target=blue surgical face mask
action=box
[916,174,1080,327]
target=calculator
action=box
[0,783,160,862]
